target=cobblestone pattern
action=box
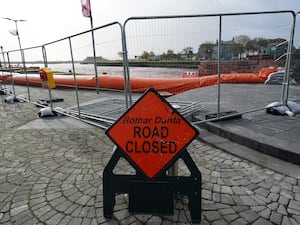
[1,87,300,225]
[190,142,300,225]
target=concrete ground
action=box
[0,84,300,225]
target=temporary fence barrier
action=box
[123,11,297,123]
[1,21,129,116]
[0,11,299,126]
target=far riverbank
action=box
[81,59,199,69]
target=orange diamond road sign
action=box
[106,88,199,179]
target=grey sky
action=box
[1,0,300,60]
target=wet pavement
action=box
[0,84,300,225]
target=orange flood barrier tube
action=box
[3,67,277,95]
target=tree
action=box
[244,40,258,52]
[198,42,214,59]
[182,47,194,59]
[254,37,269,49]
[233,35,251,46]
[118,51,123,59]
[149,51,155,59]
[233,35,252,58]
[166,49,175,59]
[140,51,150,60]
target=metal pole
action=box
[281,12,296,105]
[42,46,48,67]
[41,46,53,111]
[122,19,135,107]
[68,38,81,117]
[15,20,30,101]
[6,52,16,96]
[88,0,99,94]
[1,46,6,69]
[217,16,222,118]
[0,46,6,90]
[121,25,132,108]
[3,17,30,100]
[48,88,54,111]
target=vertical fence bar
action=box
[42,46,48,67]
[41,46,53,110]
[281,12,296,105]
[87,0,99,95]
[48,85,54,111]
[68,37,81,117]
[121,23,132,108]
[16,31,31,101]
[6,52,16,97]
[217,15,222,118]
[91,26,99,95]
[1,46,7,91]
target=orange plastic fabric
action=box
[2,67,277,95]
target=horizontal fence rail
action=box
[0,11,299,128]
[123,11,297,121]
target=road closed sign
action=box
[106,88,199,179]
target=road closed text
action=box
[125,126,177,154]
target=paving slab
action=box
[168,83,300,166]
[0,84,300,225]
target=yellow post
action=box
[39,67,56,89]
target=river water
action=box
[28,63,198,78]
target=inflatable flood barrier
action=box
[1,67,277,95]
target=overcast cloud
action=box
[1,0,300,60]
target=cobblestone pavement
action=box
[1,86,300,225]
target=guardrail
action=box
[1,21,133,113]
[0,11,299,128]
[123,11,297,120]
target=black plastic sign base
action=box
[129,181,173,215]
[103,147,202,223]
